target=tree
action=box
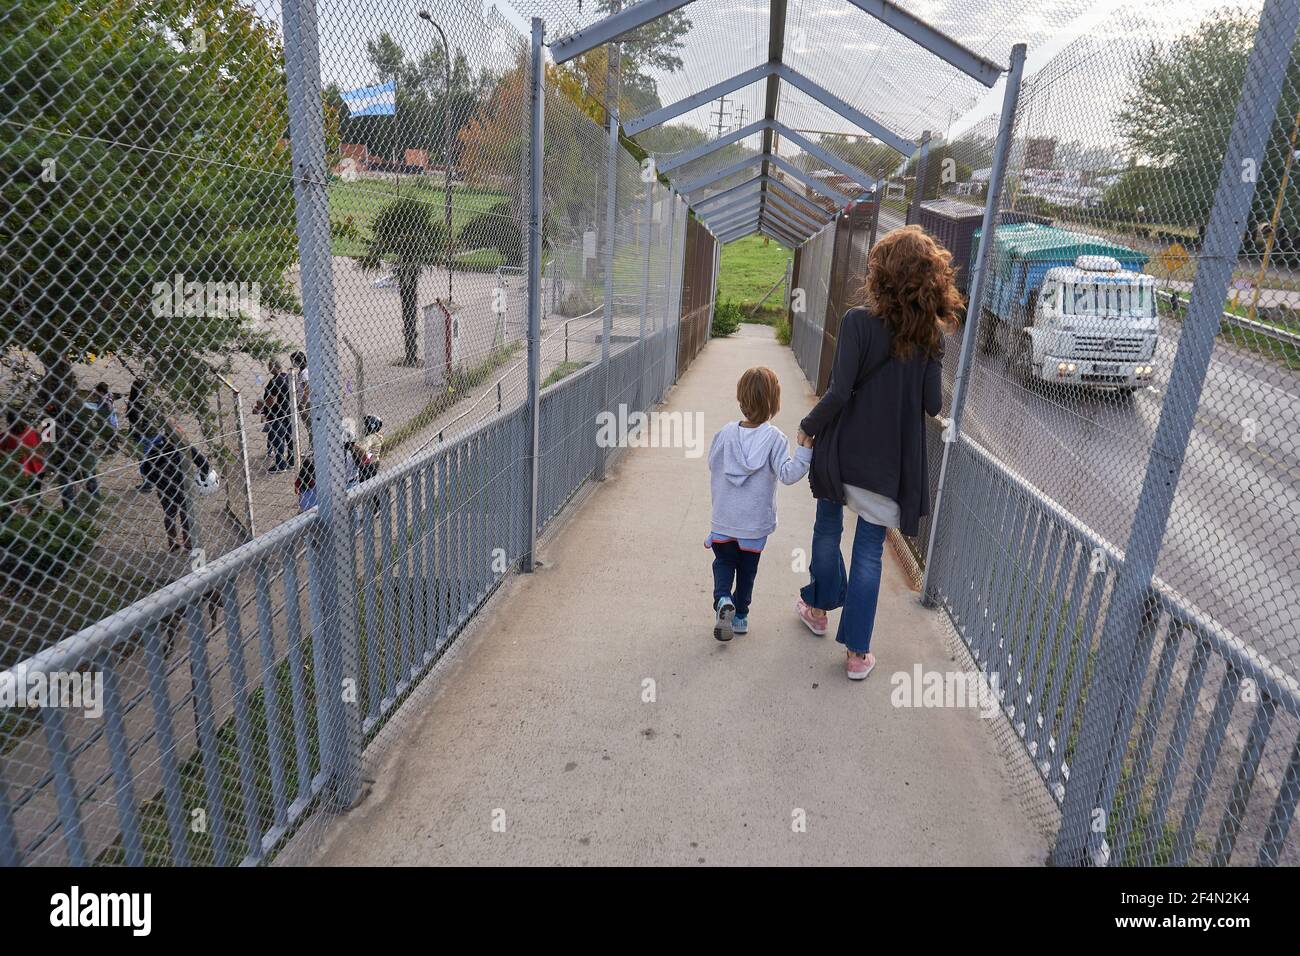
[367,32,406,83]
[358,198,449,366]
[0,0,295,424]
[1114,11,1300,245]
[594,0,691,113]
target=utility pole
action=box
[733,104,749,130]
[710,95,731,137]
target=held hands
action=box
[796,429,815,448]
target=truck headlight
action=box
[1057,362,1076,376]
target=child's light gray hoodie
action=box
[708,421,813,540]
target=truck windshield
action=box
[1066,282,1156,318]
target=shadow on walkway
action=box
[310,324,1047,866]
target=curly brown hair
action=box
[862,225,963,360]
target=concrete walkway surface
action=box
[311,323,1047,866]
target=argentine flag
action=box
[341,80,396,117]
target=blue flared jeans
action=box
[800,498,886,654]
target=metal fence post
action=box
[907,130,931,225]
[233,390,256,538]
[1053,0,1300,866]
[637,182,654,411]
[281,0,361,806]
[597,23,620,481]
[869,182,882,249]
[523,16,545,572]
[920,44,1025,603]
[664,191,678,391]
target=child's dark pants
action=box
[711,540,761,617]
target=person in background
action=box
[145,416,193,553]
[127,380,158,492]
[294,457,317,512]
[46,390,112,511]
[290,350,311,436]
[354,415,383,484]
[254,358,293,473]
[2,409,45,505]
[92,382,121,451]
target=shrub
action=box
[712,298,744,337]
[774,315,791,346]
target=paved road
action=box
[959,317,1300,680]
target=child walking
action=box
[705,366,812,641]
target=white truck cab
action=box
[1028,256,1159,390]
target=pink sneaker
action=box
[795,598,829,636]
[846,652,876,681]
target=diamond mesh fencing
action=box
[0,0,711,865]
[784,0,1299,866]
[6,0,1296,870]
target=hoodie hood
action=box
[717,422,782,486]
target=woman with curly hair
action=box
[793,225,961,681]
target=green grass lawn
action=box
[716,234,791,314]
[328,179,508,258]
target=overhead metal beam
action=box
[625,63,916,155]
[771,122,877,191]
[684,157,848,209]
[550,0,1004,88]
[717,222,760,244]
[660,118,883,195]
[766,154,852,205]
[692,174,832,225]
[704,193,818,239]
[695,186,773,223]
[624,63,772,137]
[759,222,800,247]
[762,202,814,238]
[760,0,789,218]
[677,155,764,197]
[762,203,815,239]
[706,202,764,233]
[843,0,1003,87]
[771,63,917,156]
[549,0,695,63]
[765,189,830,229]
[692,175,766,211]
[759,227,796,249]
[661,118,878,193]
[758,176,836,221]
[659,120,768,173]
[698,195,763,227]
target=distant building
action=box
[1025,137,1057,169]
[335,156,363,181]
[341,143,370,164]
[404,148,430,169]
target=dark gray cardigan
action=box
[799,307,943,536]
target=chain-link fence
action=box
[786,0,1299,866]
[0,0,712,866]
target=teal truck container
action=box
[972,222,1159,391]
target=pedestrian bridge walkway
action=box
[309,325,1045,866]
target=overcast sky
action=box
[287,0,1262,158]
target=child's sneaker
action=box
[795,598,828,636]
[732,614,748,635]
[713,597,735,642]
[846,651,876,681]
